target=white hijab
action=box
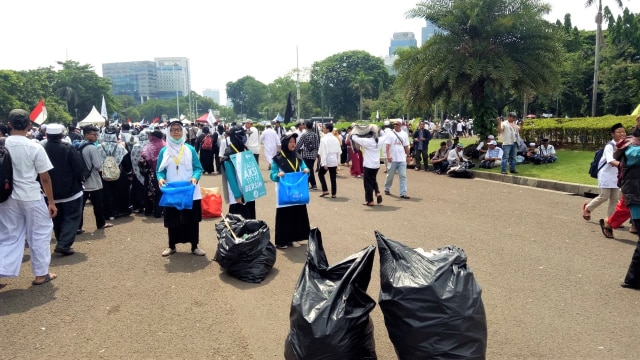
[158,122,188,172]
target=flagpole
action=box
[296,46,300,122]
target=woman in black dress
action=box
[270,133,311,249]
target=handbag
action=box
[278,172,310,206]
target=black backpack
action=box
[77,142,94,182]
[0,142,13,203]
[588,142,612,179]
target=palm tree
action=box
[397,0,563,137]
[585,0,625,117]
[54,85,79,113]
[351,71,373,120]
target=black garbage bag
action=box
[213,214,276,283]
[376,231,487,360]
[284,228,377,360]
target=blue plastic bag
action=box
[159,181,195,210]
[278,172,310,206]
[625,145,640,167]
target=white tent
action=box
[78,106,106,126]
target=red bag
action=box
[200,187,222,218]
[202,134,213,150]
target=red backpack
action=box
[202,134,213,150]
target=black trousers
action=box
[318,166,337,196]
[304,158,317,188]
[363,167,380,203]
[624,218,640,287]
[80,189,107,229]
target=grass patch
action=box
[473,150,597,185]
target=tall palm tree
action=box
[54,85,79,113]
[585,0,625,117]
[351,71,373,120]
[397,0,563,137]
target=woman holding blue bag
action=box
[270,133,311,249]
[157,120,205,257]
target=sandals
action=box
[32,273,57,286]
[599,219,614,239]
[99,223,114,229]
[376,194,383,204]
[582,203,591,221]
[363,202,374,206]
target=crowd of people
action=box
[1,109,638,291]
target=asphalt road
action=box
[1,162,640,359]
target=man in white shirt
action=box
[352,126,387,205]
[538,138,557,163]
[497,112,523,174]
[384,120,411,199]
[0,109,58,286]
[260,123,280,170]
[243,120,260,164]
[317,123,342,198]
[479,141,503,168]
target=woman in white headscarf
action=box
[130,130,149,213]
[156,121,205,257]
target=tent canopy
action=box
[78,106,106,126]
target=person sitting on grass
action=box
[431,141,449,175]
[524,142,538,164]
[537,139,557,163]
[447,143,468,168]
[479,141,503,168]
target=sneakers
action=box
[161,248,176,256]
[192,248,206,256]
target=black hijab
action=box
[273,133,302,173]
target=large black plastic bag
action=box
[213,214,276,283]
[284,228,377,360]
[376,231,487,360]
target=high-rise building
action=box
[389,32,417,56]
[154,57,191,99]
[421,20,441,45]
[102,61,157,103]
[203,89,220,104]
[102,57,192,103]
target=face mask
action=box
[169,136,182,144]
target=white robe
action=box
[260,128,280,164]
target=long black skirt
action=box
[200,149,215,173]
[164,199,202,249]
[275,205,310,247]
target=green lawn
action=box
[472,150,597,185]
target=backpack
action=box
[0,143,13,203]
[202,134,213,150]
[102,147,121,181]
[77,142,94,182]
[589,142,612,178]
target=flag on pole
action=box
[284,92,294,125]
[206,109,216,128]
[140,117,145,124]
[29,99,48,125]
[126,117,131,124]
[376,111,381,121]
[153,117,160,124]
[100,96,108,120]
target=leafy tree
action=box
[310,50,389,120]
[398,0,564,137]
[226,76,268,119]
[351,71,374,120]
[585,0,626,116]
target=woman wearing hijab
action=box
[220,125,257,219]
[100,128,131,219]
[270,133,311,249]
[156,121,205,257]
[130,130,149,213]
[196,126,215,174]
[141,129,165,217]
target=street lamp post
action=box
[173,64,180,118]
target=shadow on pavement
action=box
[0,286,58,316]
[164,253,211,273]
[50,252,88,266]
[217,267,282,289]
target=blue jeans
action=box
[53,197,84,251]
[384,161,408,196]
[501,144,518,173]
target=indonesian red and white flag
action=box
[29,99,48,125]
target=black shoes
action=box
[620,282,640,289]
[54,248,75,256]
